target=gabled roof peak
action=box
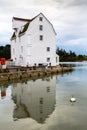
[12,12,44,22]
[11,13,56,40]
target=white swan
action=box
[70,96,76,102]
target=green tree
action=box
[0,44,11,59]
[56,47,87,61]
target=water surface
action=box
[0,62,87,130]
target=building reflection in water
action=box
[11,76,56,123]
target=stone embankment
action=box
[0,65,73,82]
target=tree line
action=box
[0,44,11,60]
[56,48,87,62]
[0,45,87,61]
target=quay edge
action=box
[0,66,73,82]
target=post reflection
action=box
[11,76,56,123]
[0,86,6,99]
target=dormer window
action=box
[39,17,43,21]
[14,28,18,36]
[15,38,16,43]
[14,28,18,32]
[21,26,24,32]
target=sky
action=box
[0,0,87,55]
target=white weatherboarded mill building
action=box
[11,13,59,67]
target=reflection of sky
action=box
[0,86,14,124]
[0,63,87,130]
[54,64,87,130]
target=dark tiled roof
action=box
[13,17,30,22]
[18,15,39,35]
[11,13,56,40]
[11,16,35,39]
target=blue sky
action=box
[0,0,87,55]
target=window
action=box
[27,46,31,55]
[56,57,57,63]
[47,57,50,62]
[13,48,15,54]
[39,35,43,41]
[15,38,16,43]
[21,46,23,53]
[39,17,43,21]
[40,109,43,113]
[39,25,43,31]
[47,87,50,92]
[19,36,21,42]
[47,47,50,52]
[39,97,43,104]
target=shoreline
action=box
[0,65,73,83]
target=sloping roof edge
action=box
[13,17,30,22]
[18,12,56,35]
[11,32,16,41]
[39,13,56,35]
[11,13,56,40]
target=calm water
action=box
[0,62,87,130]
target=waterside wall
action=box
[0,66,73,82]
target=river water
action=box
[0,62,87,130]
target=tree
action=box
[0,44,11,59]
[56,47,87,61]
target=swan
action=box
[70,96,76,102]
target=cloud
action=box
[0,0,87,54]
[69,0,87,6]
[53,0,87,7]
[51,0,87,54]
